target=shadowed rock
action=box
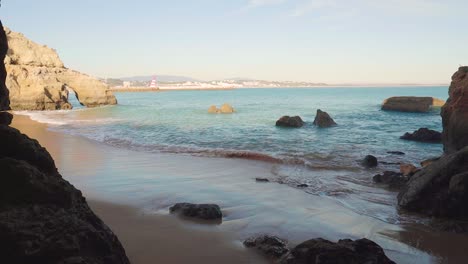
[442,66,468,154]
[276,116,304,128]
[382,96,444,113]
[387,151,405,155]
[400,128,442,143]
[313,109,337,128]
[280,238,395,264]
[244,235,289,258]
[362,155,378,168]
[0,111,12,125]
[169,203,223,220]
[0,21,9,110]
[373,171,407,189]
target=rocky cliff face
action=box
[441,66,468,154]
[4,27,117,110]
[0,21,9,110]
[0,22,129,263]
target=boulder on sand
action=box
[381,96,445,113]
[312,109,337,128]
[169,203,223,221]
[276,116,304,128]
[244,235,289,258]
[400,128,442,143]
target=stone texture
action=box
[313,109,337,128]
[382,96,445,113]
[441,66,468,154]
[244,235,289,258]
[4,27,117,110]
[398,146,468,218]
[280,238,395,264]
[0,21,9,110]
[0,125,130,264]
[276,116,304,128]
[169,203,223,220]
[400,128,442,143]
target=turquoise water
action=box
[26,87,448,223]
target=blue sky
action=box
[1,0,467,83]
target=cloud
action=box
[247,0,287,8]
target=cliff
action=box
[4,27,117,110]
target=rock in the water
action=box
[0,21,9,111]
[276,116,304,128]
[400,163,418,176]
[256,178,270,182]
[280,238,395,264]
[208,103,234,114]
[400,128,442,143]
[313,109,337,128]
[169,203,223,220]
[398,146,468,218]
[4,27,117,110]
[244,235,289,258]
[362,155,378,168]
[208,105,219,113]
[420,157,440,167]
[382,96,445,113]
[387,151,405,155]
[441,66,468,154]
[373,171,407,189]
[297,184,309,188]
[0,125,130,264]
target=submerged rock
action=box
[276,116,304,128]
[244,235,289,258]
[280,238,395,264]
[256,178,270,182]
[362,155,378,168]
[387,151,405,155]
[4,27,117,110]
[313,109,337,128]
[382,96,445,113]
[373,171,407,189]
[208,103,235,114]
[400,128,442,143]
[442,66,468,154]
[398,146,468,218]
[297,184,309,188]
[169,203,223,220]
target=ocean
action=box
[18,86,459,263]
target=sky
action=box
[1,0,467,84]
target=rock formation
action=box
[381,96,444,113]
[243,235,289,258]
[276,116,304,128]
[362,155,378,168]
[208,103,234,114]
[400,163,418,176]
[373,171,407,189]
[0,21,9,110]
[441,66,468,154]
[4,27,117,110]
[169,203,223,221]
[313,109,337,128]
[400,128,442,143]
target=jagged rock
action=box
[244,235,289,258]
[276,116,304,128]
[398,146,468,218]
[382,96,445,113]
[0,125,130,264]
[4,27,117,110]
[373,171,407,189]
[400,128,442,143]
[313,109,336,128]
[441,66,468,154]
[280,238,395,264]
[362,155,378,168]
[169,203,223,220]
[400,163,418,176]
[0,21,9,110]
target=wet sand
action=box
[11,114,266,264]
[11,113,468,264]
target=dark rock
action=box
[276,116,304,128]
[362,155,378,168]
[244,235,289,258]
[381,96,444,113]
[373,171,407,189]
[256,178,270,182]
[442,66,468,154]
[400,128,442,143]
[387,151,405,155]
[420,157,440,167]
[0,128,130,263]
[0,111,12,125]
[169,203,222,220]
[398,146,468,218]
[0,20,10,111]
[297,184,309,188]
[280,238,395,264]
[312,109,337,128]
